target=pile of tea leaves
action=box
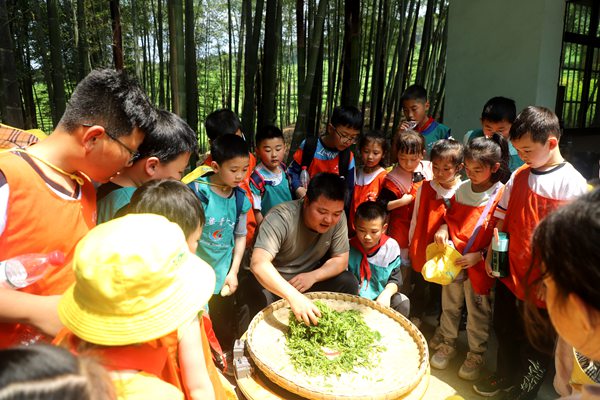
[286,301,385,376]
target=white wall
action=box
[444,0,566,141]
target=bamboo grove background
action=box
[0,0,449,153]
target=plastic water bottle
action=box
[491,232,509,278]
[300,166,310,189]
[0,251,66,289]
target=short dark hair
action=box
[128,179,205,236]
[211,134,249,164]
[358,130,389,167]
[465,134,510,184]
[330,105,363,131]
[59,69,156,138]
[306,172,347,203]
[481,97,517,123]
[393,129,425,156]
[509,106,561,143]
[355,201,387,223]
[136,109,198,163]
[430,139,464,166]
[205,109,242,140]
[400,84,428,104]
[0,345,114,400]
[255,125,284,146]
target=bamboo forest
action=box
[0,0,448,152]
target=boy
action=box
[348,201,410,316]
[0,69,154,348]
[474,106,587,399]
[287,105,361,200]
[249,125,292,225]
[464,96,524,173]
[96,109,198,223]
[188,134,251,351]
[399,84,450,155]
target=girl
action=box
[378,130,432,268]
[408,139,464,325]
[527,189,600,399]
[430,134,509,381]
[349,130,389,231]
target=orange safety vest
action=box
[383,176,423,249]
[0,152,96,349]
[204,153,257,246]
[349,168,387,232]
[500,166,566,305]
[444,188,503,295]
[54,316,233,400]
[409,181,447,272]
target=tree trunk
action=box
[157,0,165,107]
[0,0,24,127]
[47,0,66,126]
[296,0,305,102]
[185,0,198,133]
[341,0,360,107]
[258,0,281,128]
[76,0,91,80]
[110,0,124,70]
[416,0,435,85]
[241,0,264,141]
[15,0,36,128]
[290,0,328,159]
[168,0,186,117]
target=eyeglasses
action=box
[82,124,140,163]
[332,125,359,144]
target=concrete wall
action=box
[444,0,566,141]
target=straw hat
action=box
[58,213,215,346]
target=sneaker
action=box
[409,316,422,329]
[499,359,547,400]
[430,343,457,370]
[428,330,444,351]
[458,352,484,381]
[473,374,513,397]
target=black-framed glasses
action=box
[332,125,359,144]
[82,123,140,162]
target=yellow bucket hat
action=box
[421,243,463,285]
[58,214,215,346]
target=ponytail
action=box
[489,133,511,183]
[465,134,510,184]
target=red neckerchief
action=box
[417,117,434,133]
[350,234,390,287]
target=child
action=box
[288,105,362,200]
[249,125,292,225]
[399,84,450,155]
[348,201,410,316]
[430,134,508,382]
[0,345,115,399]
[0,69,155,349]
[127,179,237,398]
[408,139,464,324]
[474,106,588,399]
[188,134,251,351]
[463,96,524,173]
[349,130,388,231]
[527,190,600,399]
[378,130,432,269]
[97,109,198,223]
[54,214,217,400]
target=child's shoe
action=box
[473,374,513,397]
[430,343,457,370]
[458,351,484,381]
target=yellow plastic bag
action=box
[421,243,463,285]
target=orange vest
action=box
[204,153,257,246]
[500,166,565,304]
[0,152,96,349]
[444,187,503,295]
[54,316,232,400]
[383,176,423,249]
[349,168,387,232]
[409,181,447,272]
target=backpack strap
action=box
[233,187,246,226]
[338,147,351,179]
[300,136,318,170]
[250,170,266,196]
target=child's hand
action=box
[400,120,417,131]
[223,273,238,296]
[289,272,317,293]
[434,225,449,247]
[455,252,482,269]
[376,292,392,308]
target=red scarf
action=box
[350,234,390,287]
[417,117,434,133]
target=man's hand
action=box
[288,292,321,326]
[289,272,317,293]
[223,273,239,295]
[295,187,307,199]
[455,252,481,269]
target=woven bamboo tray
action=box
[246,292,429,400]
